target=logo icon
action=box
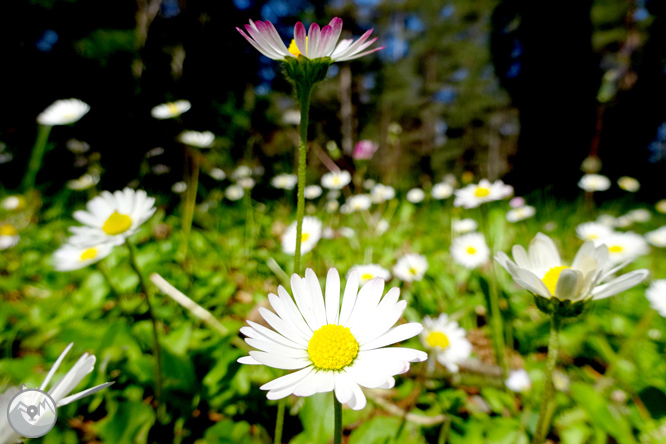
[6,387,58,438]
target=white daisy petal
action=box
[361,323,423,350]
[325,268,341,324]
[249,351,311,370]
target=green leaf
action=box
[96,401,155,444]
[291,393,334,444]
[348,415,425,444]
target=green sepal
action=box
[534,295,587,318]
[282,56,332,89]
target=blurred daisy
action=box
[453,179,513,209]
[68,188,156,247]
[151,164,170,175]
[327,190,341,200]
[626,208,651,223]
[656,200,666,214]
[645,226,666,248]
[225,185,244,201]
[393,254,428,282]
[453,218,478,234]
[1,196,24,211]
[37,99,90,126]
[431,182,454,200]
[304,185,323,199]
[617,176,640,192]
[506,205,536,223]
[349,264,391,285]
[237,18,383,63]
[237,268,426,410]
[343,195,372,213]
[505,369,532,392]
[595,232,650,264]
[151,100,191,119]
[450,232,490,269]
[282,109,300,125]
[53,242,114,271]
[232,165,253,180]
[495,233,649,304]
[363,179,376,190]
[371,184,395,203]
[597,214,617,228]
[578,174,610,192]
[376,219,389,235]
[209,168,226,181]
[576,222,613,242]
[406,188,425,204]
[325,200,339,213]
[339,227,355,239]
[0,224,19,250]
[282,216,322,255]
[178,130,215,148]
[172,181,187,193]
[420,314,471,373]
[271,173,298,190]
[67,173,100,191]
[646,280,666,317]
[353,140,379,160]
[238,177,256,189]
[510,197,526,208]
[322,170,352,190]
[614,215,633,228]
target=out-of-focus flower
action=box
[237,269,426,410]
[617,176,640,192]
[646,280,666,317]
[209,168,226,181]
[151,100,191,119]
[453,179,513,209]
[406,188,425,204]
[152,164,170,175]
[339,227,355,238]
[225,185,244,201]
[656,200,666,214]
[178,130,215,148]
[505,369,532,392]
[597,214,617,228]
[614,215,633,228]
[578,174,611,192]
[348,264,391,285]
[576,222,614,242]
[0,224,19,250]
[304,185,323,199]
[282,109,301,125]
[363,179,376,190]
[626,208,651,223]
[420,314,471,373]
[37,99,90,126]
[238,177,256,189]
[450,232,490,269]
[580,155,602,174]
[172,181,187,193]
[282,216,322,255]
[646,226,666,248]
[506,205,536,223]
[393,254,428,282]
[271,173,298,190]
[431,182,453,200]
[1,196,25,211]
[66,139,90,154]
[322,170,352,190]
[67,173,100,191]
[371,184,395,203]
[453,218,478,234]
[353,140,378,160]
[376,219,389,235]
[53,242,114,271]
[595,232,650,264]
[232,165,253,180]
[509,197,526,208]
[343,195,372,213]
[325,200,339,213]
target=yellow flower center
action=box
[542,265,571,295]
[332,176,340,185]
[409,267,418,275]
[80,248,98,261]
[361,273,374,281]
[102,211,132,235]
[167,103,180,115]
[308,324,359,370]
[474,187,490,198]
[426,331,450,349]
[466,246,477,255]
[587,234,598,240]
[0,225,17,236]
[609,245,623,253]
[301,232,310,242]
[288,37,307,57]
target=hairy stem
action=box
[532,314,562,444]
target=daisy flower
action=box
[321,170,352,190]
[1,196,25,211]
[505,369,532,392]
[349,264,391,285]
[0,224,19,250]
[420,314,471,373]
[304,185,322,199]
[452,218,478,234]
[225,185,244,201]
[578,174,610,192]
[238,177,256,189]
[325,200,340,213]
[376,219,390,235]
[656,200,666,214]
[506,205,536,223]
[576,222,614,242]
[431,182,454,200]
[37,99,90,126]
[53,242,114,271]
[68,188,156,247]
[450,232,490,269]
[495,233,649,305]
[237,269,427,410]
[67,173,100,191]
[209,168,226,181]
[594,231,649,265]
[645,226,666,248]
[617,176,640,192]
[353,140,379,160]
[271,173,298,190]
[172,182,187,193]
[453,179,513,209]
[393,254,428,282]
[371,184,395,203]
[231,165,253,180]
[406,188,425,204]
[282,216,322,255]
[626,208,651,223]
[342,195,372,213]
[237,18,383,62]
[150,100,191,119]
[178,130,215,148]
[645,280,666,317]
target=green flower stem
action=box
[126,240,163,405]
[532,313,562,444]
[334,396,343,444]
[179,146,200,263]
[293,83,313,273]
[22,124,53,191]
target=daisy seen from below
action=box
[450,232,490,269]
[576,221,614,242]
[453,179,513,209]
[321,170,352,190]
[237,268,427,411]
[506,205,536,223]
[271,173,298,190]
[420,314,471,373]
[645,280,666,317]
[0,224,19,250]
[151,100,191,119]
[68,188,156,247]
[349,264,391,285]
[53,242,114,271]
[178,130,215,148]
[578,174,610,192]
[37,99,90,126]
[282,216,322,255]
[393,253,428,282]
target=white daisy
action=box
[178,130,215,148]
[371,184,395,203]
[495,233,649,303]
[231,165,253,180]
[0,224,19,250]
[576,222,614,242]
[646,280,666,318]
[420,314,471,373]
[656,200,666,214]
[237,269,426,410]
[363,179,377,190]
[450,232,490,269]
[343,195,372,213]
[452,218,478,234]
[53,242,114,271]
[67,173,100,191]
[614,215,633,228]
[506,205,536,223]
[172,181,187,193]
[406,188,425,204]
[282,109,301,125]
[282,216,322,255]
[349,264,391,285]
[578,174,610,192]
[225,185,245,201]
[238,177,256,189]
[37,99,90,126]
[327,190,341,200]
[597,214,617,228]
[431,183,454,200]
[376,219,390,235]
[339,227,355,239]
[321,170,352,190]
[68,188,156,247]
[209,168,226,181]
[1,196,24,211]
[151,100,191,119]
[304,185,323,199]
[645,226,666,248]
[617,176,640,192]
[595,232,650,265]
[325,200,339,213]
[393,254,428,282]
[271,173,298,190]
[453,179,513,209]
[626,209,651,223]
[505,369,532,392]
